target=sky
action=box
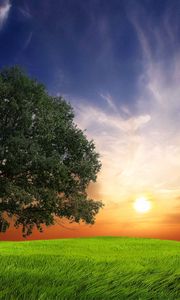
[0,0,180,241]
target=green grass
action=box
[0,237,179,299]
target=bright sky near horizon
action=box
[0,0,180,240]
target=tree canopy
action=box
[0,66,103,237]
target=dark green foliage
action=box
[0,66,103,236]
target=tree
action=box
[0,66,103,237]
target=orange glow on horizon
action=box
[1,196,179,241]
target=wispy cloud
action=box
[23,32,33,50]
[74,3,180,217]
[18,3,32,19]
[0,0,11,30]
[75,102,152,202]
[100,93,117,111]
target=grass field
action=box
[0,237,179,299]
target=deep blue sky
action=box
[1,0,179,111]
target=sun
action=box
[133,197,152,213]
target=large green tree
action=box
[0,67,103,237]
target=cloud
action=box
[74,101,152,203]
[100,93,117,112]
[75,99,151,132]
[0,0,11,30]
[18,3,32,19]
[72,3,180,210]
[23,32,33,50]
